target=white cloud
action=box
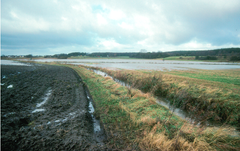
[98,38,123,50]
[2,11,50,34]
[96,14,108,25]
[118,22,133,30]
[180,40,213,50]
[1,0,240,55]
[108,10,125,20]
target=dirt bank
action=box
[1,64,106,150]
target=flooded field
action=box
[1,60,32,66]
[29,58,240,70]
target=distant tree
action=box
[54,53,68,59]
[68,52,86,57]
[195,55,199,59]
[198,56,217,60]
[230,56,240,61]
[25,54,33,58]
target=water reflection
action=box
[31,59,240,70]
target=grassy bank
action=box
[89,67,240,127]
[68,64,239,150]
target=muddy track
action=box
[1,64,106,150]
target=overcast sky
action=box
[1,0,240,55]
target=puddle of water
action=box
[55,120,61,123]
[52,111,80,126]
[2,76,6,79]
[7,85,13,88]
[89,102,95,113]
[1,83,5,86]
[33,111,84,129]
[69,112,76,116]
[36,89,52,107]
[88,101,101,132]
[62,118,68,122]
[32,109,45,113]
[32,88,52,113]
[3,112,16,117]
[85,88,102,133]
[92,116,101,132]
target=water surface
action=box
[1,60,31,66]
[32,59,240,70]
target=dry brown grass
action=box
[138,123,212,151]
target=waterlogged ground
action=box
[31,58,240,70]
[1,64,106,150]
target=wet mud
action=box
[1,64,106,150]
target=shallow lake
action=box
[32,59,240,70]
[1,60,31,66]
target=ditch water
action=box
[88,68,210,126]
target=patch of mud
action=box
[1,64,107,150]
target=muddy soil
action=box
[1,64,106,150]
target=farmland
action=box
[2,59,240,150]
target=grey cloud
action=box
[1,0,240,55]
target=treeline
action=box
[2,48,240,61]
[44,52,86,59]
[230,56,240,61]
[88,52,135,57]
[167,48,240,56]
[195,56,217,60]
[88,52,169,59]
[87,48,240,60]
[129,52,169,59]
